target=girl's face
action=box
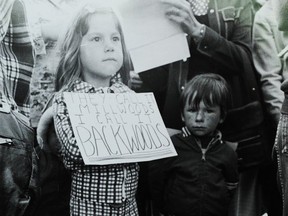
[80,13,124,83]
[182,100,224,137]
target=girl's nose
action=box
[104,40,114,52]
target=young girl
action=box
[149,74,239,216]
[52,4,139,215]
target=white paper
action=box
[116,0,190,73]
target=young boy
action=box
[149,73,239,216]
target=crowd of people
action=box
[1,0,288,215]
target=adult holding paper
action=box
[154,0,256,130]
[52,4,139,215]
[130,0,276,215]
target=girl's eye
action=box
[112,36,120,42]
[93,37,101,42]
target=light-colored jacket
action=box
[252,0,288,129]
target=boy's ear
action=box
[181,113,185,122]
[219,118,224,124]
[219,111,227,124]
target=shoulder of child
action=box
[223,140,238,152]
[170,132,193,150]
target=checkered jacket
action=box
[53,80,139,214]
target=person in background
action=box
[0,1,42,215]
[252,1,287,215]
[253,0,288,131]
[149,73,238,216]
[250,0,268,13]
[131,0,270,215]
[272,0,288,214]
[1,1,71,215]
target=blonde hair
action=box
[55,4,132,91]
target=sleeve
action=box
[0,0,15,42]
[24,0,47,55]
[223,147,239,193]
[252,8,284,128]
[53,92,83,163]
[148,159,167,212]
[148,155,175,213]
[196,0,253,75]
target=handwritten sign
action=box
[64,92,177,165]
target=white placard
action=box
[64,92,177,165]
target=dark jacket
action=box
[275,72,288,216]
[149,131,239,216]
[139,0,256,130]
[0,110,37,216]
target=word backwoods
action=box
[64,92,177,165]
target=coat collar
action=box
[180,126,223,150]
[67,79,130,94]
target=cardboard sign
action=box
[64,92,177,165]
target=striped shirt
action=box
[53,79,139,215]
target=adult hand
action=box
[161,0,203,39]
[129,71,143,90]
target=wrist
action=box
[193,24,206,44]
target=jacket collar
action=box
[68,79,128,94]
[181,126,223,150]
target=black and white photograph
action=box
[0,0,288,215]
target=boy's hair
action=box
[180,73,231,119]
[55,4,132,91]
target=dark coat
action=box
[149,132,238,216]
[138,0,257,130]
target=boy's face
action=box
[182,100,224,137]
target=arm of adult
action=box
[252,3,285,128]
[161,0,253,74]
[148,158,170,215]
[223,147,239,197]
[0,0,15,42]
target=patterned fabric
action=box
[70,195,138,216]
[0,0,35,117]
[187,0,209,16]
[53,79,139,215]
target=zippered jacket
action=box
[149,130,238,216]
